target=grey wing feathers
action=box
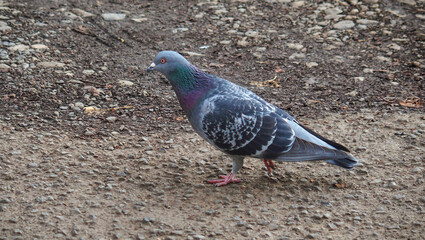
[297,123,350,152]
[274,108,348,151]
[201,96,295,157]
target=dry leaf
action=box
[83,106,101,115]
[398,98,424,108]
[73,25,90,35]
[334,182,346,189]
[264,79,280,88]
[275,66,285,73]
[387,73,395,80]
[209,63,225,68]
[83,86,102,96]
[249,76,280,88]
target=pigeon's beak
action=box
[146,62,156,72]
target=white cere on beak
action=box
[147,62,156,72]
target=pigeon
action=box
[147,51,358,186]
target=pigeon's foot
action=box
[263,159,275,175]
[207,173,241,187]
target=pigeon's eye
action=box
[160,58,166,64]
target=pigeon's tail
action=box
[325,154,358,170]
[274,138,359,169]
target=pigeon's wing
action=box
[273,108,350,152]
[200,95,296,157]
[198,93,358,169]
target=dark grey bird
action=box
[147,51,358,186]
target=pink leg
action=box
[263,159,275,174]
[207,172,241,187]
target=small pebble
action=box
[106,116,117,123]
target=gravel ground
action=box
[0,0,424,239]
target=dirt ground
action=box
[1,0,424,239]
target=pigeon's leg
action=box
[207,156,244,186]
[263,159,275,174]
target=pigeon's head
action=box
[147,51,191,77]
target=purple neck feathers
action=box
[168,65,215,113]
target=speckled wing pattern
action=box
[200,95,296,158]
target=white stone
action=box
[182,51,203,57]
[325,8,344,20]
[195,13,204,19]
[101,13,126,21]
[75,102,85,108]
[345,90,358,96]
[382,30,392,36]
[266,0,292,2]
[31,44,48,49]
[237,38,249,47]
[131,17,148,22]
[106,116,117,123]
[363,68,374,73]
[286,43,304,51]
[245,30,259,38]
[399,0,416,6]
[83,69,95,75]
[220,40,232,45]
[325,8,343,15]
[252,52,263,59]
[0,63,10,72]
[388,43,401,51]
[288,53,305,60]
[0,20,11,31]
[376,56,391,62]
[369,178,382,184]
[8,44,29,51]
[387,9,406,18]
[354,77,365,82]
[172,27,189,33]
[291,1,305,8]
[306,62,318,68]
[357,19,379,25]
[334,20,355,29]
[37,61,65,68]
[64,12,79,20]
[72,8,95,17]
[350,9,360,15]
[416,14,425,20]
[118,80,134,86]
[215,8,228,15]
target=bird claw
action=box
[263,159,275,175]
[207,173,240,186]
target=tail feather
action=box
[275,138,359,169]
[326,155,358,170]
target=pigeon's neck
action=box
[167,65,214,113]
